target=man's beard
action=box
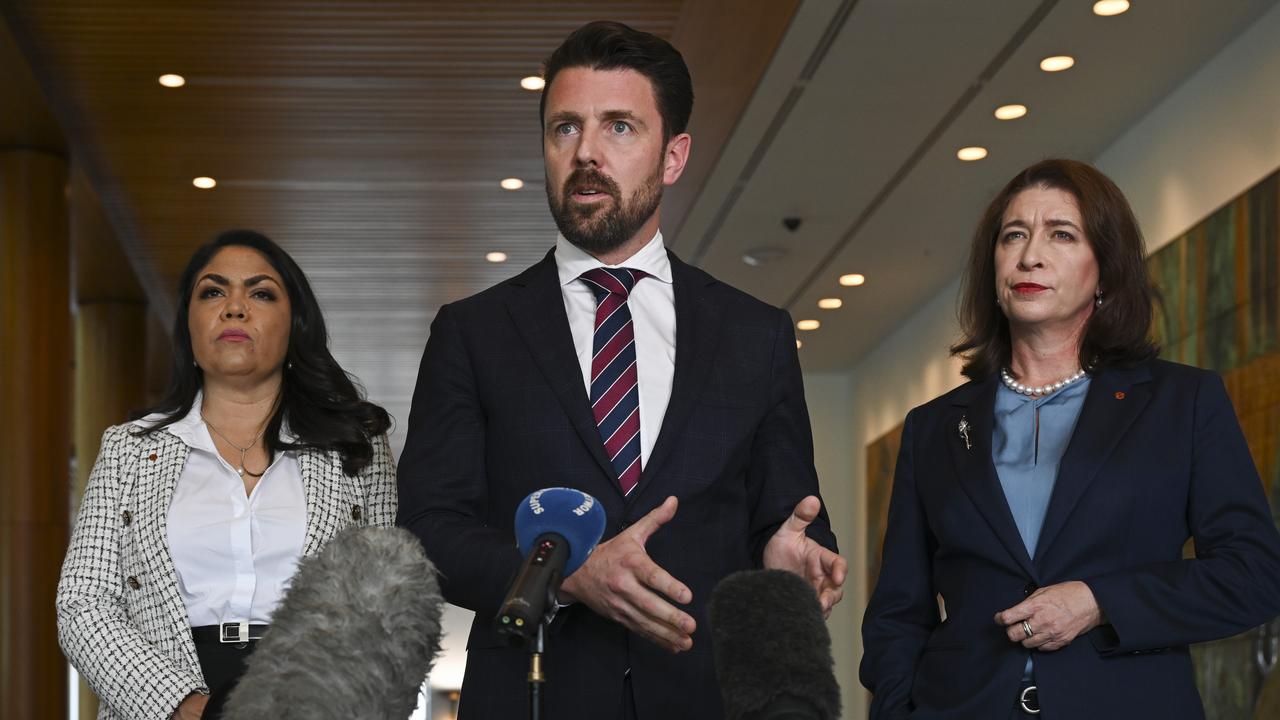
[547,164,663,256]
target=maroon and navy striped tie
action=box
[579,267,646,495]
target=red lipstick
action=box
[1012,282,1048,294]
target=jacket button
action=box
[121,510,132,526]
[127,576,141,590]
[1023,582,1038,596]
[351,505,363,522]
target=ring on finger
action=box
[1021,620,1034,638]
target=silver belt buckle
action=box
[219,621,250,644]
[1019,685,1040,715]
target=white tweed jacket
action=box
[57,422,397,720]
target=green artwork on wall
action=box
[1148,169,1280,720]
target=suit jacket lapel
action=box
[630,252,721,503]
[505,251,619,490]
[949,377,1038,579]
[1033,364,1152,565]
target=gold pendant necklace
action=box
[203,417,267,478]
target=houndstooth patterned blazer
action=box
[57,422,397,720]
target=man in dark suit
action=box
[397,20,846,720]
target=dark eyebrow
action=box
[196,273,280,288]
[999,218,1081,233]
[545,109,649,131]
[546,110,584,128]
[600,110,647,130]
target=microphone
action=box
[495,488,607,641]
[709,569,841,720]
[221,527,444,720]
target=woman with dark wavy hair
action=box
[860,159,1280,718]
[57,230,395,720]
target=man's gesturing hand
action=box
[558,495,696,653]
[763,495,847,617]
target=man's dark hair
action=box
[951,158,1159,380]
[540,20,694,143]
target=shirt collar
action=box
[555,230,673,287]
[132,390,298,450]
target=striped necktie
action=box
[579,267,646,495]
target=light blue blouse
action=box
[992,375,1091,679]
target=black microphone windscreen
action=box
[709,569,841,720]
[223,527,444,720]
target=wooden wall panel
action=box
[0,149,71,720]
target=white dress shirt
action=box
[556,231,676,470]
[137,395,307,626]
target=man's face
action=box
[543,67,687,256]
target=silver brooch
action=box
[958,416,972,450]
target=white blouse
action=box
[137,395,306,627]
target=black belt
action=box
[1018,684,1040,715]
[191,622,270,644]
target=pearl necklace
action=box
[999,366,1088,397]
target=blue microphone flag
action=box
[513,487,606,576]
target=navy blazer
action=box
[398,249,837,720]
[860,360,1280,719]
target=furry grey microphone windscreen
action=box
[709,569,841,720]
[223,527,444,720]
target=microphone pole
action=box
[526,546,562,720]
[529,622,546,720]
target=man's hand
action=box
[559,495,696,653]
[995,580,1104,652]
[171,692,208,720]
[762,495,847,617]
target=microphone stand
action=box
[528,622,546,720]
[527,581,560,720]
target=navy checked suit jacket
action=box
[860,360,1280,719]
[397,249,837,720]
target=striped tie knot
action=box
[579,267,646,303]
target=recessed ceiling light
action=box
[796,319,820,331]
[1040,55,1075,72]
[520,76,545,91]
[1092,0,1130,16]
[818,298,843,310]
[994,104,1028,120]
[500,178,524,190]
[486,251,508,263]
[192,176,216,189]
[158,74,185,88]
[957,146,988,161]
[839,273,866,287]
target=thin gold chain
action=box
[203,417,268,478]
